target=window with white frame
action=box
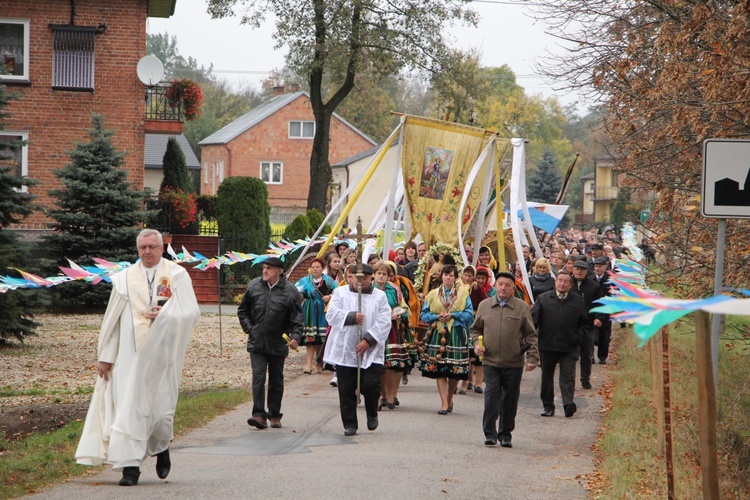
[218,160,225,182]
[0,131,29,191]
[52,27,96,90]
[260,161,283,184]
[289,120,314,138]
[0,19,30,81]
[203,161,209,184]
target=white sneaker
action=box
[330,376,338,387]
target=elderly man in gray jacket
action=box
[470,272,538,448]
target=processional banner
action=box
[401,116,499,246]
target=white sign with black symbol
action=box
[702,138,750,218]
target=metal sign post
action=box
[701,138,750,385]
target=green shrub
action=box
[216,176,270,255]
[283,214,311,241]
[306,208,331,235]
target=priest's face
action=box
[137,233,162,268]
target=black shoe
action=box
[344,427,357,436]
[155,448,171,479]
[457,389,467,395]
[474,386,483,394]
[581,381,592,390]
[367,416,378,431]
[393,397,400,407]
[540,409,555,417]
[119,466,140,486]
[378,398,387,411]
[484,438,497,446]
[467,383,474,391]
[599,359,607,364]
[402,373,408,385]
[500,438,512,448]
[564,403,577,418]
[447,405,453,413]
[437,409,448,415]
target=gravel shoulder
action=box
[0,310,308,439]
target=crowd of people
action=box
[240,224,631,444]
[75,225,634,486]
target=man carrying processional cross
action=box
[323,219,391,436]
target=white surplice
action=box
[323,285,391,369]
[75,259,200,469]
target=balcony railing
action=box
[144,84,185,121]
[593,185,619,201]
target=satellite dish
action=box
[137,55,165,86]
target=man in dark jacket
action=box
[570,259,605,390]
[238,257,303,430]
[531,271,589,418]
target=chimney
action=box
[272,85,285,96]
[289,82,300,92]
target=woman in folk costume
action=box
[372,262,412,410]
[477,245,500,277]
[512,262,533,305]
[475,266,496,299]
[386,260,421,385]
[419,264,474,414]
[458,265,486,395]
[296,258,337,374]
[323,251,344,283]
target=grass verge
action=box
[0,387,250,499]
[597,318,750,497]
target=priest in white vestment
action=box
[75,229,200,486]
[324,264,391,436]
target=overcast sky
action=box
[147,1,589,111]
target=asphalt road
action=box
[30,356,604,500]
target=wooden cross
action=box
[338,216,377,279]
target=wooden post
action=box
[650,329,665,453]
[661,327,675,499]
[695,311,720,499]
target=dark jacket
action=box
[531,290,589,353]
[571,275,606,325]
[528,273,555,300]
[238,274,304,356]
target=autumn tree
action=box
[429,48,492,125]
[533,0,750,295]
[207,0,479,213]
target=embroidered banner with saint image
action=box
[401,116,498,246]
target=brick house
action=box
[198,87,377,223]
[1,0,177,235]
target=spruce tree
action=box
[159,137,193,193]
[46,115,155,310]
[0,83,46,342]
[527,150,563,204]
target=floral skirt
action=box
[385,320,414,372]
[418,322,470,380]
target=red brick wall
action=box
[3,0,149,228]
[201,94,375,206]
